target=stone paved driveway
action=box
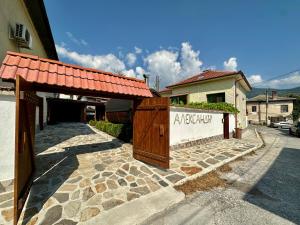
[0,123,260,225]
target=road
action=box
[143,126,300,225]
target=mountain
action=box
[247,86,300,98]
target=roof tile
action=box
[0,51,152,97]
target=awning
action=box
[0,51,152,98]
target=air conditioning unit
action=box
[14,23,32,49]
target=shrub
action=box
[171,102,239,113]
[89,120,128,140]
[89,119,97,126]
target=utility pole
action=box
[265,88,269,126]
[155,75,160,91]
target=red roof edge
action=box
[5,51,146,84]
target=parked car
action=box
[271,121,293,129]
[289,122,300,137]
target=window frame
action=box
[206,92,226,103]
[252,105,257,112]
[280,105,288,113]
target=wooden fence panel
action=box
[133,97,170,169]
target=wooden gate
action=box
[223,113,229,139]
[133,97,170,169]
[14,76,39,225]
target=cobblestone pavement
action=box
[0,123,260,225]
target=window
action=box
[207,92,225,103]
[170,95,187,105]
[281,105,288,113]
[252,105,257,112]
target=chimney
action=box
[143,74,149,86]
[272,91,277,100]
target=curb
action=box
[173,128,264,186]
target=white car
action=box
[272,121,293,129]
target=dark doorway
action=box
[223,113,229,139]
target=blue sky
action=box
[44,0,300,89]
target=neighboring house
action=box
[0,0,57,184]
[160,70,252,129]
[247,91,295,125]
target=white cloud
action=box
[224,57,237,71]
[122,69,136,77]
[135,66,145,77]
[66,32,88,46]
[248,74,263,85]
[134,46,142,54]
[56,44,126,73]
[126,53,137,66]
[144,50,181,87]
[144,42,203,87]
[267,72,300,88]
[180,42,202,77]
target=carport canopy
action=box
[0,51,152,98]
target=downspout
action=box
[234,77,244,131]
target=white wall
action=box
[170,107,235,146]
[0,95,16,181]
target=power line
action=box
[252,68,300,88]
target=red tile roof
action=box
[167,70,251,89]
[0,51,152,97]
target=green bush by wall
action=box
[171,102,239,113]
[89,120,132,142]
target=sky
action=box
[44,0,300,89]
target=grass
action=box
[174,171,227,195]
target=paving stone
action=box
[64,201,81,217]
[222,152,235,157]
[117,178,127,186]
[215,155,228,161]
[152,174,161,182]
[80,207,100,222]
[127,192,140,201]
[92,174,100,180]
[87,194,102,206]
[145,179,160,192]
[102,199,124,210]
[51,177,62,186]
[103,191,113,199]
[125,175,135,182]
[1,207,13,222]
[130,182,138,187]
[82,187,95,201]
[158,180,169,187]
[94,177,106,184]
[59,184,77,192]
[165,174,185,183]
[107,180,118,190]
[154,169,174,176]
[95,183,107,193]
[71,190,80,200]
[140,166,153,175]
[79,178,92,188]
[137,179,146,185]
[43,197,56,210]
[180,166,202,176]
[116,169,127,177]
[0,192,13,203]
[122,163,130,171]
[206,158,219,165]
[197,161,209,168]
[40,205,62,225]
[102,172,113,177]
[53,193,69,203]
[67,176,82,184]
[129,166,141,176]
[94,164,106,171]
[55,219,77,225]
[0,199,13,208]
[130,186,150,195]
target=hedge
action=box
[171,102,239,113]
[89,120,132,142]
